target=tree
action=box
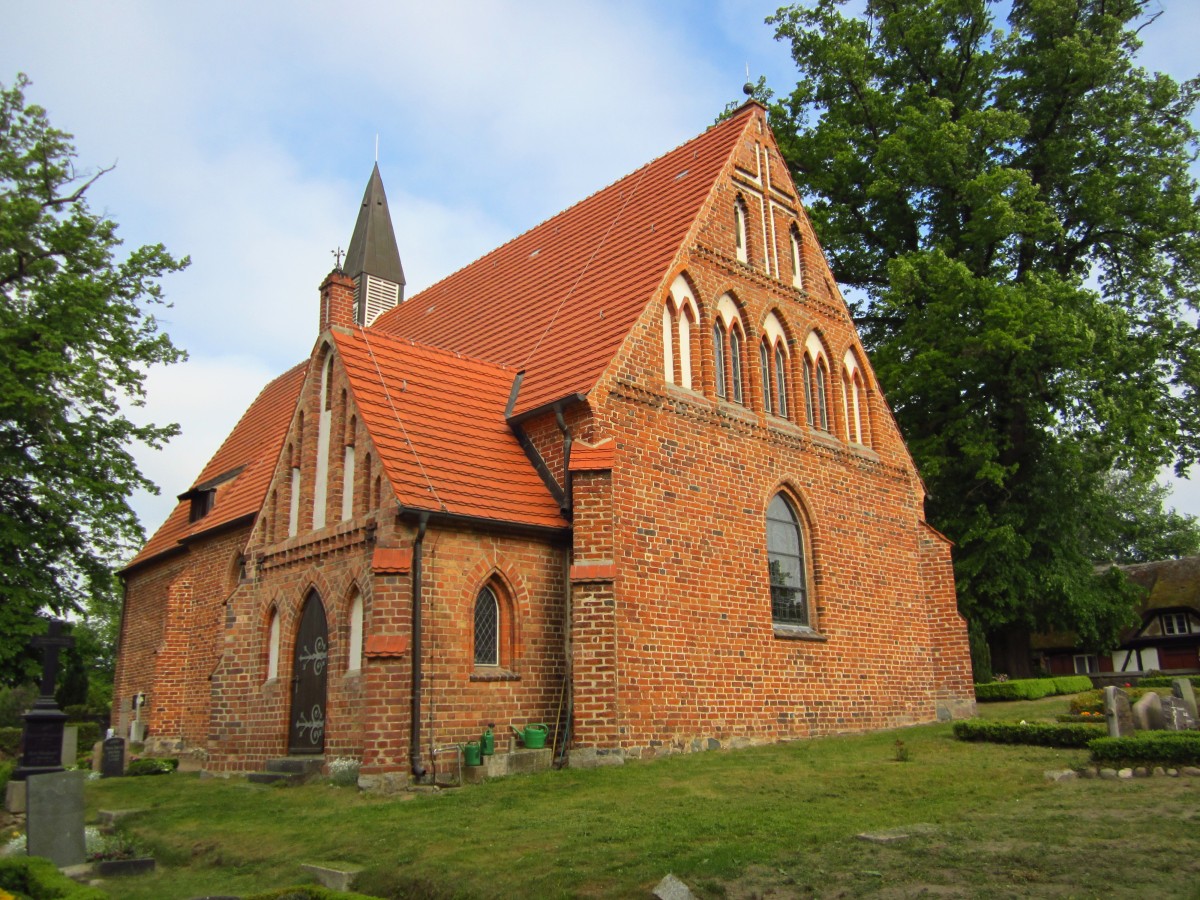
[766,1,1200,674]
[0,74,187,684]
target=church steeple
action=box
[343,163,405,327]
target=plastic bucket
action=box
[462,741,482,766]
[522,724,548,749]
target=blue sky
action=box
[3,0,1198,541]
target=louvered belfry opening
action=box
[355,274,401,327]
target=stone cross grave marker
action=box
[1173,678,1198,722]
[26,770,86,867]
[101,736,126,778]
[14,619,73,781]
[1104,686,1135,738]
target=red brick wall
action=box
[116,523,251,752]
[572,112,973,756]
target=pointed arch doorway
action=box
[289,591,328,754]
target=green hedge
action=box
[953,720,1106,747]
[974,676,1092,702]
[244,887,379,900]
[1138,675,1200,689]
[0,725,20,758]
[1088,732,1200,767]
[71,721,101,750]
[0,856,109,899]
[126,756,179,776]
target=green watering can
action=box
[511,723,549,749]
[462,741,483,766]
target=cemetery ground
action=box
[74,700,1200,900]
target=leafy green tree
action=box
[0,74,187,684]
[767,0,1200,673]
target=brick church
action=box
[113,101,975,783]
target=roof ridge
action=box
[378,107,757,324]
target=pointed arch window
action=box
[767,494,809,627]
[774,344,789,419]
[760,342,773,414]
[474,586,500,666]
[713,321,728,399]
[729,326,744,404]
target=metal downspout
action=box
[411,512,429,779]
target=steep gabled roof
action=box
[332,328,566,530]
[373,104,760,416]
[124,362,308,571]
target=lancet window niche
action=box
[760,311,790,419]
[713,293,747,404]
[662,276,699,390]
[802,333,831,432]
[841,350,868,446]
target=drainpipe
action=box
[410,512,430,779]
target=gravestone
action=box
[1161,696,1197,731]
[1132,691,1165,731]
[26,770,86,867]
[1104,686,1135,737]
[61,724,78,769]
[1173,678,1198,722]
[13,619,73,782]
[101,736,126,778]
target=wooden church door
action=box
[288,591,328,754]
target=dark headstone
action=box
[1162,696,1197,731]
[26,770,86,867]
[13,619,73,782]
[1104,686,1135,737]
[101,736,126,778]
[1132,691,1166,731]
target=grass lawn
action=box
[82,714,1200,899]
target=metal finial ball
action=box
[743,82,754,97]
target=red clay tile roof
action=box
[124,362,308,571]
[332,328,566,530]
[372,105,757,417]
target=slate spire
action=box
[343,163,406,326]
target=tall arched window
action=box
[767,494,809,627]
[729,326,744,404]
[774,344,789,419]
[474,586,500,666]
[842,351,867,445]
[760,342,773,414]
[713,321,728,399]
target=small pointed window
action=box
[790,227,804,289]
[816,359,829,431]
[474,587,500,666]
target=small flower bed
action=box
[328,757,360,788]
